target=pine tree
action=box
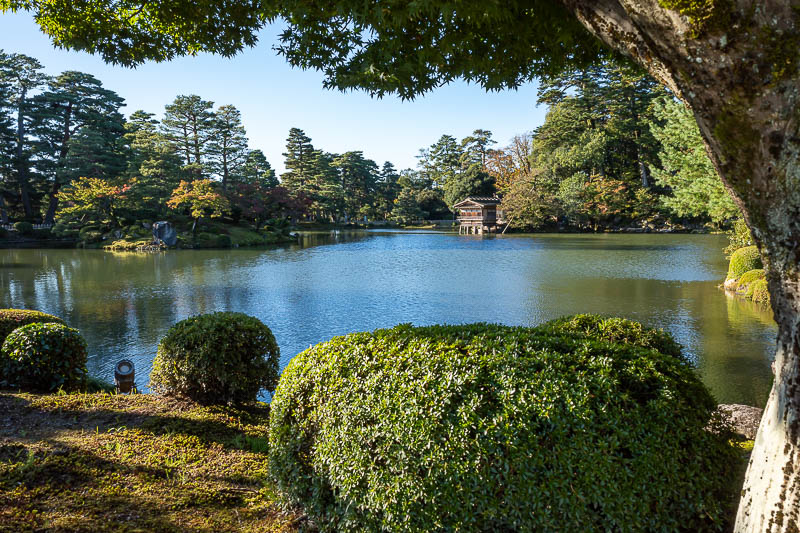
[649,97,738,226]
[333,151,379,220]
[123,110,184,219]
[161,94,215,177]
[207,104,249,189]
[240,149,278,188]
[0,52,49,219]
[459,129,496,169]
[29,71,125,224]
[281,128,315,194]
[443,164,496,209]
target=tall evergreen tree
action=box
[161,94,215,177]
[459,129,496,169]
[281,127,315,194]
[123,110,183,218]
[333,151,378,220]
[0,70,14,223]
[649,97,738,226]
[309,150,343,221]
[443,164,496,209]
[207,104,249,189]
[418,134,461,189]
[0,52,49,219]
[29,71,125,224]
[375,161,400,220]
[240,149,278,188]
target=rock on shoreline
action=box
[717,404,764,440]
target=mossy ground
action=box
[0,391,301,532]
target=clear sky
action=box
[0,11,548,174]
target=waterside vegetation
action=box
[0,308,755,531]
[0,53,740,251]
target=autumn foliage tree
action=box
[56,176,130,226]
[166,179,230,234]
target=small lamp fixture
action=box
[114,359,136,394]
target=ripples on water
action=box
[0,231,776,406]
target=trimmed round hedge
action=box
[536,314,684,360]
[269,316,738,532]
[735,268,765,290]
[150,312,279,405]
[727,245,762,280]
[745,278,770,304]
[1,322,88,391]
[0,309,65,346]
[13,221,33,235]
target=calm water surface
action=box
[0,231,777,406]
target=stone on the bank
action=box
[717,404,763,440]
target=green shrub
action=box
[727,245,762,280]
[13,221,33,235]
[124,224,151,238]
[216,234,232,247]
[534,313,684,360]
[193,232,217,248]
[32,227,51,239]
[745,278,770,304]
[52,222,79,238]
[1,322,88,391]
[0,309,65,346]
[78,225,99,238]
[735,269,765,291]
[150,312,279,405]
[51,223,67,236]
[269,319,739,532]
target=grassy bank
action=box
[0,391,300,532]
[0,388,756,532]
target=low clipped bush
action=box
[735,269,765,291]
[216,234,232,247]
[0,309,65,346]
[727,245,762,280]
[32,227,52,239]
[124,224,151,238]
[745,278,770,304]
[269,318,739,532]
[51,222,79,238]
[193,232,217,248]
[13,221,33,235]
[534,313,683,360]
[150,312,279,405]
[1,322,88,391]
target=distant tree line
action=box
[0,51,735,233]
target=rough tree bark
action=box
[44,101,72,225]
[558,1,800,530]
[15,86,34,219]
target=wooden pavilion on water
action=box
[454,196,506,234]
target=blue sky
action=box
[0,11,548,174]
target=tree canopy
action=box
[1,1,611,98]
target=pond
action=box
[0,231,776,407]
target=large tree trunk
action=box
[15,87,34,219]
[44,102,73,225]
[560,1,800,530]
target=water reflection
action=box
[0,232,776,406]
